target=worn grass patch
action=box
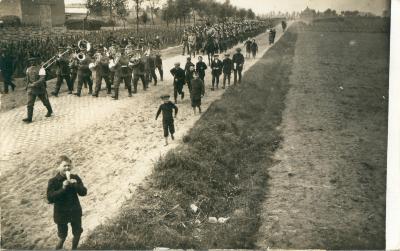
[82,27,298,250]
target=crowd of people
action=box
[0,27,183,78]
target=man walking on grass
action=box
[156,95,178,146]
[47,155,87,250]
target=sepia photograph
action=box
[0,0,397,250]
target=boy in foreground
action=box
[47,155,87,250]
[156,95,178,146]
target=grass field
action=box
[81,26,297,250]
[257,21,389,249]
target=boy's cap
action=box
[174,62,180,66]
[236,48,241,52]
[187,57,191,60]
[213,54,219,57]
[160,94,170,99]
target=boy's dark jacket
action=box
[47,173,87,224]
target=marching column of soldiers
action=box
[0,19,275,124]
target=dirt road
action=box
[256,25,388,249]
[1,24,288,249]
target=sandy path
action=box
[1,24,288,249]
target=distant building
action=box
[0,0,66,27]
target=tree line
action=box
[85,0,257,30]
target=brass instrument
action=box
[129,51,142,67]
[77,52,86,61]
[78,39,91,52]
[76,39,92,62]
[109,51,121,71]
[41,47,71,70]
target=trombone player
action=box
[51,46,73,96]
[22,57,53,123]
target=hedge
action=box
[65,19,104,30]
[0,15,21,27]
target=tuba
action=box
[78,39,91,52]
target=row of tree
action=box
[161,0,256,26]
[300,7,380,19]
[85,0,257,31]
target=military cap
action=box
[236,48,242,52]
[186,57,191,60]
[225,53,230,56]
[174,62,180,66]
[160,94,170,99]
[213,54,219,57]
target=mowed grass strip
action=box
[82,29,298,250]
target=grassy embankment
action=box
[82,27,298,249]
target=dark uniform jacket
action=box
[155,55,162,67]
[170,67,185,84]
[47,173,87,224]
[184,62,195,82]
[190,78,205,100]
[96,56,110,77]
[0,54,14,76]
[26,66,46,95]
[56,56,70,76]
[115,54,132,78]
[196,61,207,78]
[156,102,178,121]
[222,58,233,74]
[251,42,258,53]
[132,60,145,76]
[77,56,92,77]
[232,53,245,70]
[211,59,223,75]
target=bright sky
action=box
[65,0,390,16]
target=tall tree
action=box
[147,0,160,25]
[133,0,144,33]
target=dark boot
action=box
[72,235,81,250]
[45,104,53,117]
[128,86,132,97]
[74,90,81,97]
[88,86,93,95]
[22,107,33,123]
[112,88,119,100]
[55,238,65,250]
[51,91,59,97]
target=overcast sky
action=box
[65,0,390,16]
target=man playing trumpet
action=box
[92,46,112,97]
[47,155,87,250]
[111,46,133,100]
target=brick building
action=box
[0,0,65,27]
